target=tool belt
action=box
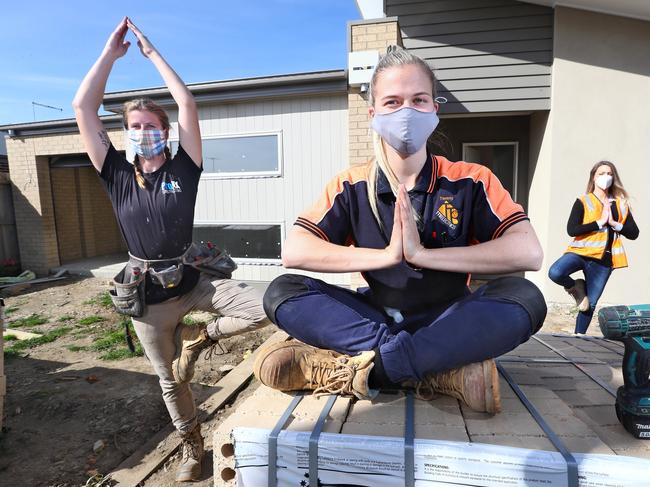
[109,242,237,317]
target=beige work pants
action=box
[131,274,271,434]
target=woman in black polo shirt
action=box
[254,46,547,414]
[73,18,269,482]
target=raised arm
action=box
[72,17,130,171]
[127,19,202,167]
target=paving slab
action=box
[214,333,650,485]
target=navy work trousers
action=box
[265,275,545,384]
[548,252,613,334]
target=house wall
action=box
[166,94,351,284]
[387,0,553,113]
[527,7,650,304]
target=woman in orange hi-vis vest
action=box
[548,161,639,334]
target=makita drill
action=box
[599,305,650,438]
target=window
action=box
[170,132,282,179]
[192,223,283,262]
[462,142,518,200]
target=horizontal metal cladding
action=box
[387,0,554,113]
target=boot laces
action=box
[414,368,463,401]
[311,357,356,396]
[203,339,227,361]
[181,432,201,463]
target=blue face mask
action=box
[371,107,439,155]
[127,129,167,159]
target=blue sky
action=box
[0,0,360,125]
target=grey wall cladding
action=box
[387,0,554,113]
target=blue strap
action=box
[268,394,303,487]
[404,391,415,487]
[497,361,579,487]
[533,335,617,396]
[309,395,337,486]
[500,357,603,365]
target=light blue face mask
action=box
[127,129,167,159]
[371,106,439,155]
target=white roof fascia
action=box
[521,0,650,22]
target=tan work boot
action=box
[172,323,224,384]
[253,340,376,399]
[565,278,589,312]
[175,423,204,482]
[416,359,501,414]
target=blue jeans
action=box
[548,252,613,334]
[263,275,546,384]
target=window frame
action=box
[461,141,519,201]
[192,220,285,265]
[169,130,283,180]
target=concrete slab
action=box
[51,253,126,279]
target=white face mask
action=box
[370,106,439,155]
[595,174,613,190]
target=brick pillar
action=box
[348,20,402,166]
[348,19,402,286]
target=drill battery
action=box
[599,305,650,439]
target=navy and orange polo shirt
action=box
[295,154,528,311]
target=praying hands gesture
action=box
[126,18,157,58]
[394,184,425,264]
[384,183,542,274]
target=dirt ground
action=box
[0,276,595,487]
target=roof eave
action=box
[103,70,348,112]
[0,115,123,137]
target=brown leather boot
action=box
[416,359,501,414]
[565,278,589,312]
[175,423,204,482]
[172,323,224,384]
[253,340,376,399]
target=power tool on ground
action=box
[598,304,650,438]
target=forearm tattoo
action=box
[98,130,110,150]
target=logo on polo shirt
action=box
[436,199,459,230]
[161,179,182,194]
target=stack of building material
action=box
[213,386,351,485]
[0,299,6,430]
[213,334,650,486]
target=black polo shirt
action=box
[295,154,528,310]
[99,144,202,304]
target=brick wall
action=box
[6,130,125,274]
[348,20,402,166]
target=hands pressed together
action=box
[386,184,426,267]
[597,200,618,228]
[103,16,157,61]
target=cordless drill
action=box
[599,305,650,438]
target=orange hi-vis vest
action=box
[566,193,629,269]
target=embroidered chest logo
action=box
[161,179,182,194]
[436,199,459,230]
